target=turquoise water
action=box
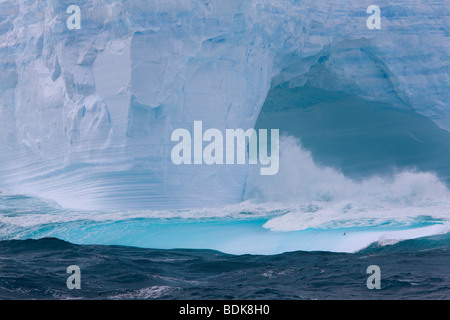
[1,194,448,255]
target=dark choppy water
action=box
[1,236,449,300]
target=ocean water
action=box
[2,134,450,299]
[1,236,449,300]
[1,181,450,299]
[1,126,450,300]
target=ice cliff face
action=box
[0,0,449,209]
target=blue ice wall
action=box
[0,0,449,209]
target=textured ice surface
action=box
[0,0,449,209]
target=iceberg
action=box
[0,0,449,210]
